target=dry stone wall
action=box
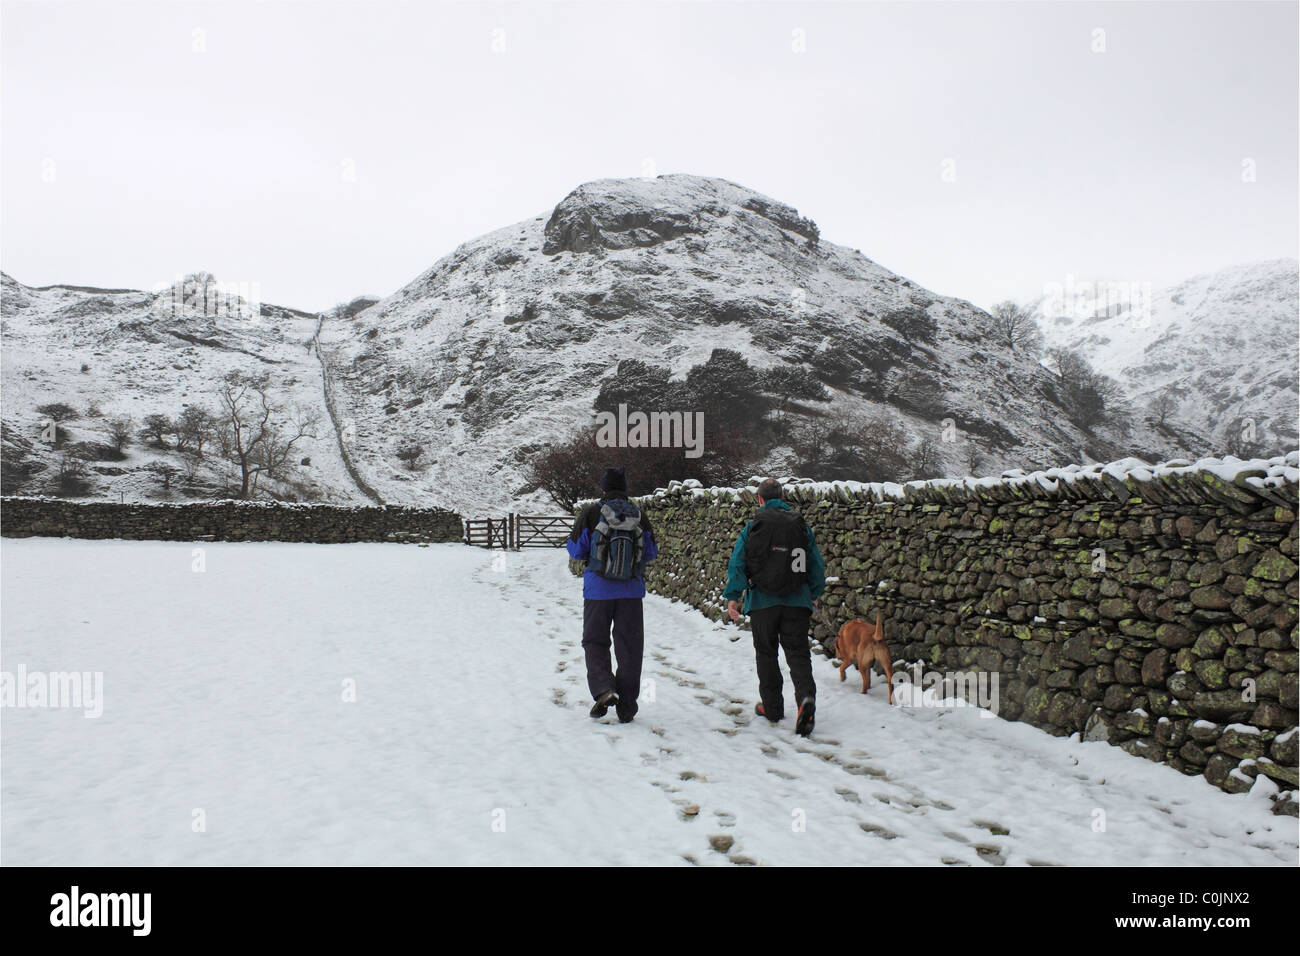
[631,456,1299,807]
[0,496,463,544]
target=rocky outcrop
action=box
[541,176,818,255]
[626,454,1300,808]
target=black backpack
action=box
[744,508,810,596]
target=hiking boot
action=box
[795,697,816,737]
[616,698,638,723]
[589,690,618,719]
[755,701,782,722]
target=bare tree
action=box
[1221,415,1268,459]
[106,415,134,455]
[1148,392,1179,427]
[148,460,178,492]
[396,442,424,471]
[141,413,173,447]
[907,436,943,480]
[213,373,318,498]
[53,447,92,496]
[987,301,1044,355]
[789,411,910,483]
[175,405,214,457]
[525,430,603,511]
[1047,348,1127,430]
[963,441,986,476]
[180,450,204,484]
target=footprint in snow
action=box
[973,844,1006,865]
[708,834,734,853]
[859,822,899,840]
[843,763,889,779]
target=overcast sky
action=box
[2,0,1296,313]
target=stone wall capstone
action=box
[0,496,464,544]
[625,455,1300,808]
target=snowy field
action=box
[1,538,1295,866]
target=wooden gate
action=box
[464,514,571,549]
[464,516,511,549]
[515,515,571,549]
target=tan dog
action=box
[835,612,894,704]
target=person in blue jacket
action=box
[566,467,658,723]
[723,478,826,736]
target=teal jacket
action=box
[723,499,826,614]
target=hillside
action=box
[5,175,1279,515]
[1038,258,1299,454]
[0,272,363,504]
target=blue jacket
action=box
[722,499,826,614]
[566,498,659,600]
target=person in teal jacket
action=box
[723,478,826,736]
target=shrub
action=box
[396,442,424,470]
[881,306,938,345]
[52,449,93,497]
[36,402,79,423]
[140,413,173,447]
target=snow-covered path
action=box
[2,539,1295,866]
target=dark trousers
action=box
[582,598,645,708]
[749,604,816,718]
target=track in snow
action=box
[1,539,1294,865]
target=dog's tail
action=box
[875,609,882,638]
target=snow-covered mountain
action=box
[316,175,1187,512]
[1,174,1254,515]
[1038,259,1299,454]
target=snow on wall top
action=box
[634,452,1300,509]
